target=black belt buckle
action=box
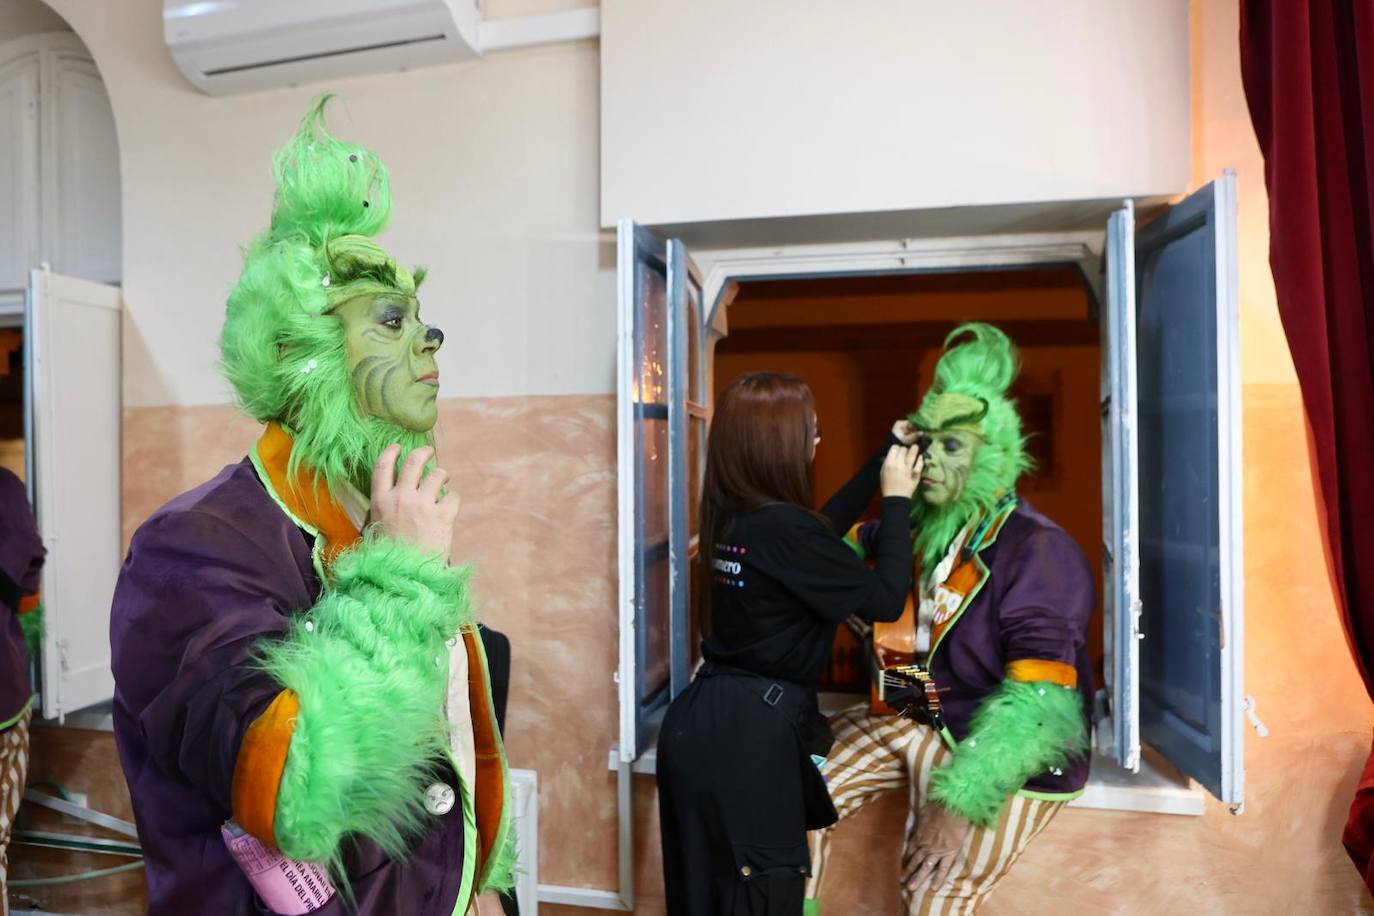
[763,683,784,706]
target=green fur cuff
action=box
[258,535,475,869]
[328,531,474,644]
[929,679,1087,828]
[18,604,42,659]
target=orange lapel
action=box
[255,422,362,566]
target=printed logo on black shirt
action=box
[713,543,746,589]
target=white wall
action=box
[40,0,614,407]
[601,0,1191,227]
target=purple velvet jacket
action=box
[0,468,44,728]
[857,499,1095,796]
[110,459,468,916]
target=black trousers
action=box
[656,667,835,916]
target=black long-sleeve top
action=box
[700,436,914,684]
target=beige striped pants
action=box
[1,709,32,916]
[806,703,1061,915]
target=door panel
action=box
[1134,174,1243,804]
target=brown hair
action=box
[697,372,818,630]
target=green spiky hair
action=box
[909,323,1031,573]
[220,95,430,493]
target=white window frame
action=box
[614,220,1248,816]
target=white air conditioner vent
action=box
[163,0,482,96]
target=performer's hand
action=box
[880,445,924,498]
[370,444,460,558]
[892,418,920,445]
[904,802,973,894]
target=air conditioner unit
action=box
[163,0,483,97]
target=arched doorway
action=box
[1,12,122,475]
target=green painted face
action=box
[918,427,982,508]
[333,292,444,432]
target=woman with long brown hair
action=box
[657,372,921,915]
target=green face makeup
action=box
[918,428,982,507]
[333,292,443,433]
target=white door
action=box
[26,267,121,719]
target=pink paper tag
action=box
[222,821,337,914]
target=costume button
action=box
[303,620,314,633]
[740,865,752,877]
[424,782,456,816]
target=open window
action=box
[1100,173,1244,804]
[615,221,705,762]
[614,175,1244,808]
[26,267,122,720]
[1110,175,1253,807]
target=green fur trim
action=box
[18,603,42,659]
[220,96,431,494]
[842,530,866,559]
[481,829,520,895]
[258,532,473,871]
[909,323,1032,572]
[803,899,821,916]
[928,679,1087,828]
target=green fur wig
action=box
[909,323,1031,573]
[220,95,430,495]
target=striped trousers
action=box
[806,703,1061,915]
[1,710,32,916]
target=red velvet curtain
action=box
[1239,0,1374,889]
